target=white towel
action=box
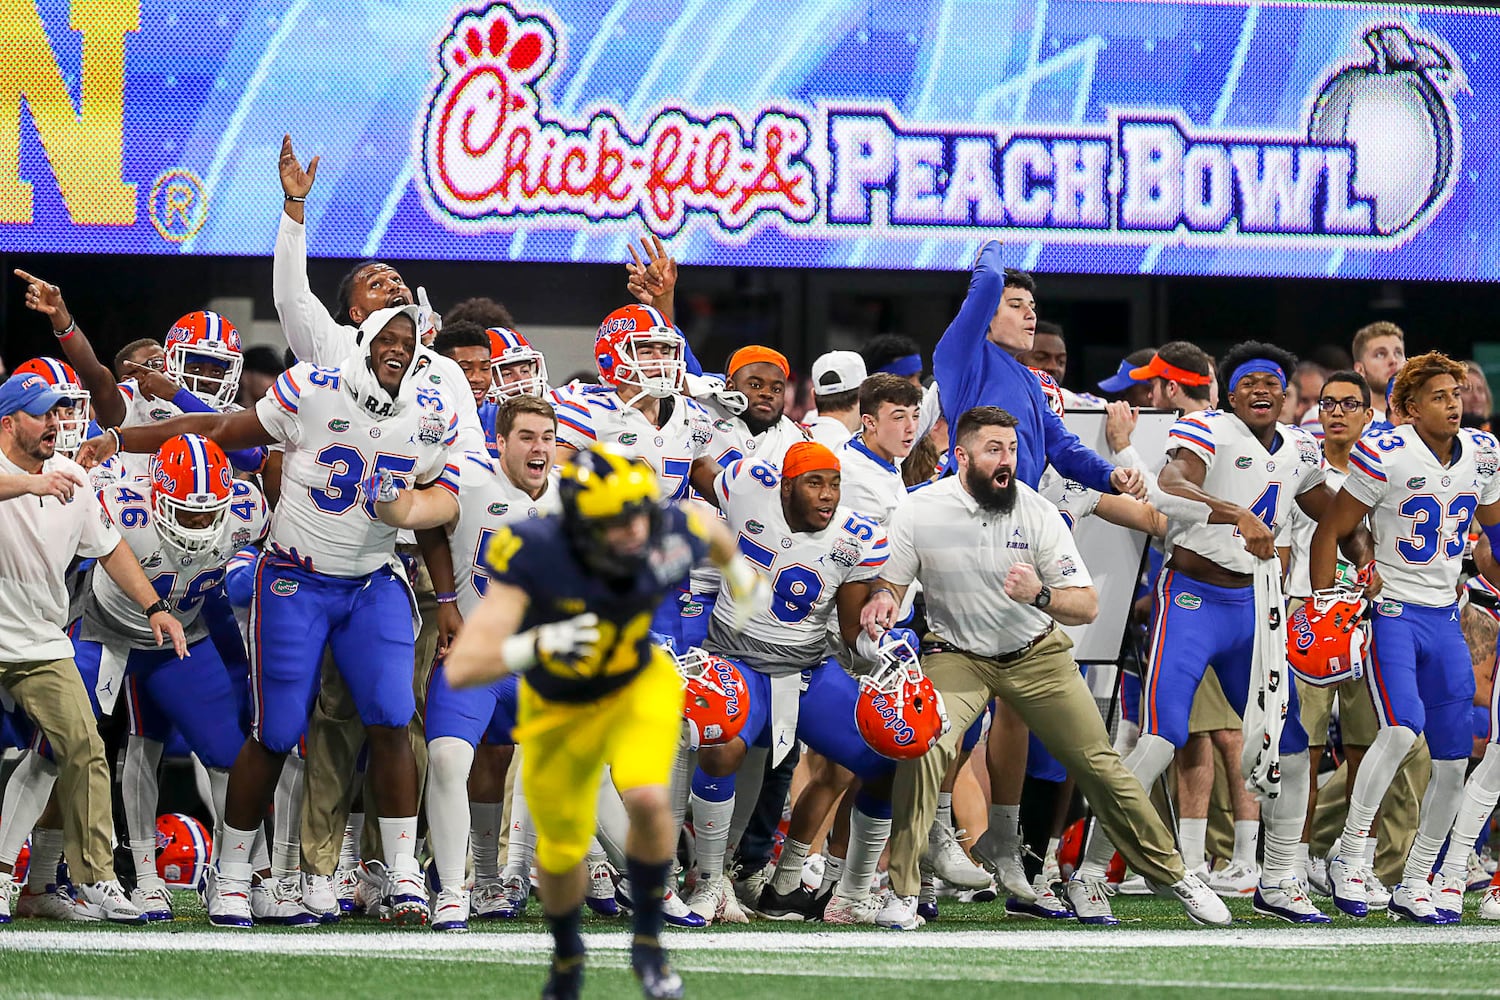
[1242,557,1290,799]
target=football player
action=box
[488,326,550,403]
[1314,352,1500,923]
[77,305,462,928]
[444,445,767,1000]
[1076,342,1372,924]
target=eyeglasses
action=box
[1318,397,1365,414]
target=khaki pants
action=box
[889,629,1184,896]
[300,579,440,874]
[0,658,113,882]
[1297,675,1381,750]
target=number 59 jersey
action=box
[1344,424,1500,607]
[447,452,561,618]
[85,479,269,647]
[709,458,888,667]
[256,363,460,578]
[1163,410,1325,574]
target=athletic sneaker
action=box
[957,878,999,903]
[916,874,939,922]
[1328,855,1368,918]
[756,882,818,921]
[432,887,470,932]
[874,892,925,930]
[968,827,1033,899]
[252,874,318,927]
[585,860,620,916]
[1116,873,1153,896]
[1363,867,1392,910]
[616,878,708,928]
[1467,851,1492,891]
[0,875,15,924]
[1253,878,1331,924]
[15,883,83,920]
[1206,860,1261,897]
[1478,885,1500,921]
[385,858,431,926]
[928,823,993,891]
[334,864,360,913]
[1171,871,1232,926]
[823,890,883,925]
[1306,856,1332,897]
[75,880,146,924]
[1064,874,1118,925]
[1388,882,1444,924]
[354,860,388,918]
[129,884,174,921]
[731,861,774,911]
[1006,876,1071,919]
[1431,873,1466,924]
[206,871,253,928]
[302,872,340,922]
[684,873,748,925]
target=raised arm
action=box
[932,240,1005,408]
[14,269,127,427]
[75,407,275,469]
[273,135,350,366]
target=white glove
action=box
[415,285,442,342]
[501,613,601,673]
[933,688,951,737]
[723,559,771,633]
[360,467,400,505]
[683,372,747,415]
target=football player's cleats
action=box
[855,632,948,760]
[1287,587,1368,687]
[150,434,234,554]
[155,813,212,889]
[486,327,549,401]
[1031,367,1065,418]
[675,647,748,749]
[13,357,90,456]
[594,304,684,398]
[164,310,243,409]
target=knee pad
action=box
[1124,733,1177,786]
[427,736,475,783]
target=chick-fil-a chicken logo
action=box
[419,3,817,237]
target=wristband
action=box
[1481,520,1500,562]
[869,585,898,601]
[284,195,306,203]
[144,599,173,617]
[435,592,458,604]
[107,427,122,453]
[54,318,78,341]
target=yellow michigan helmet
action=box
[558,445,663,576]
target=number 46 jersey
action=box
[708,458,887,671]
[84,479,269,648]
[1344,424,1500,607]
[256,362,459,578]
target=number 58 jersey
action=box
[1344,424,1500,607]
[256,363,460,578]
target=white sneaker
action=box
[1467,851,1492,891]
[15,884,83,921]
[129,884,174,921]
[874,892,925,930]
[1117,873,1152,896]
[385,858,430,926]
[1363,866,1392,910]
[684,873,748,925]
[432,887,470,932]
[0,875,15,924]
[964,826,1029,896]
[1005,875,1072,919]
[1253,878,1331,924]
[925,821,992,890]
[1306,855,1331,897]
[1064,874,1118,925]
[1206,860,1260,897]
[1433,873,1466,923]
[252,874,317,927]
[586,860,620,916]
[334,864,360,913]
[659,882,708,928]
[956,880,999,903]
[354,860,388,918]
[1328,856,1368,918]
[1479,885,1500,920]
[732,861,774,911]
[75,880,146,924]
[302,872,339,922]
[1388,881,1443,924]
[801,853,825,892]
[1171,871,1232,927]
[823,890,883,925]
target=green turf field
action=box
[4,892,1500,999]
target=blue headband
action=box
[1229,359,1287,391]
[878,353,922,377]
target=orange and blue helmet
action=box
[594,304,684,398]
[486,326,548,401]
[155,813,212,889]
[164,311,243,409]
[150,434,234,553]
[12,357,90,455]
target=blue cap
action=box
[1097,358,1150,394]
[0,372,68,418]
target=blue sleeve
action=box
[679,327,703,377]
[933,240,1005,424]
[168,388,267,472]
[1040,404,1116,493]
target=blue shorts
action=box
[1122,671,1142,726]
[1141,569,1307,754]
[425,661,519,746]
[1366,600,1475,761]
[680,592,716,650]
[107,637,247,770]
[730,658,893,783]
[246,555,417,753]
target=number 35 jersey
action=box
[708,458,888,673]
[84,479,269,647]
[1344,424,1500,607]
[1163,410,1325,575]
[256,362,460,578]
[448,452,561,618]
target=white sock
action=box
[1338,725,1417,863]
[272,754,305,878]
[1232,820,1261,865]
[469,801,504,881]
[838,807,891,900]
[1296,842,1311,879]
[936,792,954,831]
[26,827,64,892]
[340,813,364,869]
[192,754,217,818]
[0,754,57,871]
[987,803,1020,853]
[1260,752,1309,884]
[219,823,259,883]
[1178,817,1208,871]
[771,838,811,895]
[1403,759,1467,885]
[129,838,165,892]
[121,736,164,847]
[690,793,735,881]
[503,783,536,879]
[251,825,271,874]
[207,768,229,828]
[1363,836,1378,871]
[1441,745,1500,879]
[426,737,475,889]
[378,817,419,869]
[1045,836,1061,867]
[820,855,844,893]
[592,772,630,871]
[669,744,694,833]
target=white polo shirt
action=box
[883,476,1092,657]
[0,450,121,662]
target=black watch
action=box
[1031,586,1052,610]
[144,599,173,617]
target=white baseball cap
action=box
[811,351,866,395]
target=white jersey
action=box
[1344,424,1500,607]
[255,362,459,578]
[838,435,907,526]
[550,384,715,500]
[1285,463,1351,598]
[84,479,269,647]
[1038,467,1103,530]
[116,381,192,479]
[806,414,854,449]
[447,452,560,617]
[1163,410,1325,574]
[707,457,887,672]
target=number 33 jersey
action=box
[1164,410,1324,574]
[256,362,460,577]
[84,479,269,647]
[1344,424,1500,607]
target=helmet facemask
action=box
[52,389,91,457]
[167,342,243,410]
[613,332,686,398]
[489,348,549,402]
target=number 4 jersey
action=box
[1344,424,1500,607]
[256,362,460,577]
[82,479,270,647]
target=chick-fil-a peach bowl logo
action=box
[419,3,817,237]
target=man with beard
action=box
[861,406,1230,929]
